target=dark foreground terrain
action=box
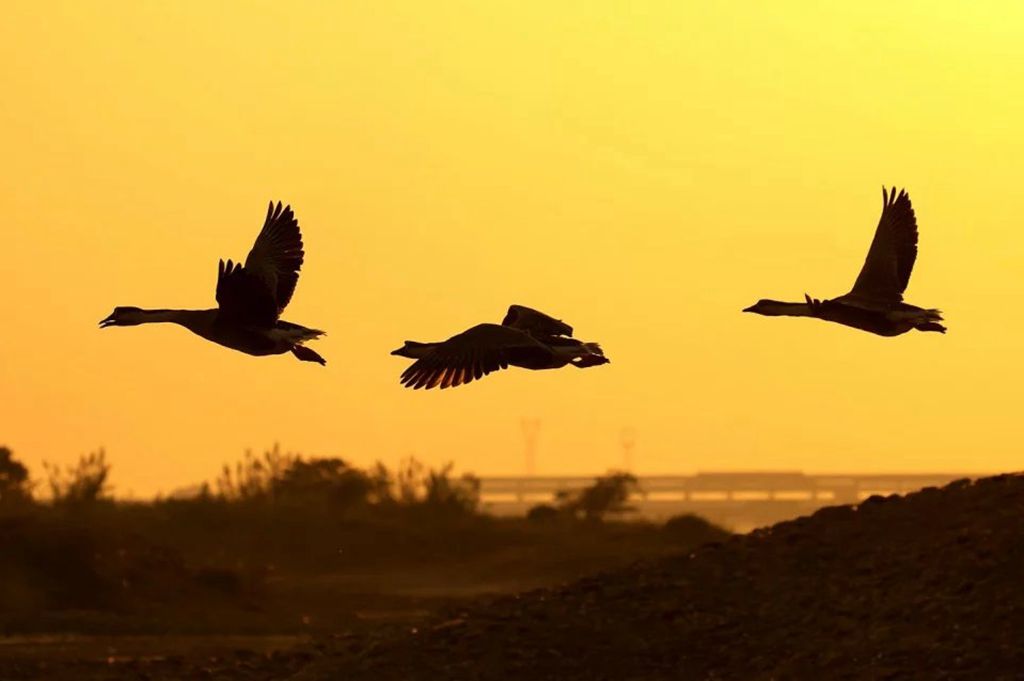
[0,511,724,680]
[6,474,1024,680]
[304,474,1020,681]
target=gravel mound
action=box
[296,474,1024,680]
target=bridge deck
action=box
[478,472,978,530]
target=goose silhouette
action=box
[99,202,326,364]
[392,305,608,390]
[744,187,945,336]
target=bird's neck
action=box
[128,308,212,331]
[757,301,817,317]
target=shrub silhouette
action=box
[556,471,640,521]
[0,446,33,509]
[215,443,296,501]
[0,443,727,626]
[526,503,561,523]
[373,458,481,517]
[272,457,375,513]
[422,462,481,516]
[43,449,111,505]
[211,446,478,518]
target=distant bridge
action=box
[478,471,978,531]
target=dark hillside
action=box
[297,474,1024,681]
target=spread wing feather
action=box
[216,258,278,326]
[399,324,538,390]
[847,187,919,303]
[215,202,304,326]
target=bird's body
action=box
[101,308,323,356]
[744,187,945,337]
[100,203,326,364]
[392,306,608,390]
[748,297,944,336]
[814,297,944,336]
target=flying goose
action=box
[743,187,945,336]
[100,202,327,364]
[391,305,609,389]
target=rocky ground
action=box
[8,474,1024,680]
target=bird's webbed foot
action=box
[292,345,327,365]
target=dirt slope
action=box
[293,474,1024,681]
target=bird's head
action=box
[99,306,146,328]
[742,299,786,316]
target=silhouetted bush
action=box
[556,471,640,521]
[0,446,33,509]
[271,457,375,513]
[526,503,562,523]
[216,444,296,501]
[422,462,481,516]
[0,444,728,629]
[213,447,478,519]
[43,449,111,505]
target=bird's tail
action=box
[275,321,325,345]
[571,341,610,368]
[916,309,945,334]
[893,307,945,334]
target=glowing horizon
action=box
[3,2,1024,497]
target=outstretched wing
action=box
[245,202,305,312]
[400,323,547,390]
[847,187,918,303]
[501,304,573,337]
[215,202,304,326]
[216,259,278,326]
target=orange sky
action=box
[3,2,1024,496]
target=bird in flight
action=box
[743,187,945,336]
[100,202,326,364]
[392,305,609,389]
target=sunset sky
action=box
[3,2,1024,496]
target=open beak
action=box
[99,314,116,328]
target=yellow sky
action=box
[3,1,1024,496]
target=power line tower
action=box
[521,418,541,477]
[620,426,637,472]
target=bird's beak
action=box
[99,314,116,328]
[742,305,756,313]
